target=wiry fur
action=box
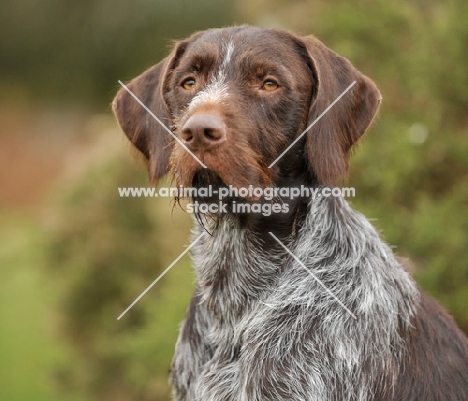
[112,25,468,401]
[171,195,419,400]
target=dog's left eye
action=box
[262,80,278,91]
[182,78,196,90]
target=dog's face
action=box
[163,27,315,191]
[113,26,381,192]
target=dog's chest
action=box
[182,201,420,400]
[188,223,283,398]
[190,220,283,317]
[193,289,290,401]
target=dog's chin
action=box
[191,169,225,189]
[172,167,269,202]
[171,155,223,189]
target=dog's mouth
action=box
[191,169,225,194]
[174,168,262,203]
[171,138,274,201]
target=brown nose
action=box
[181,114,226,150]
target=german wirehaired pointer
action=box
[113,26,468,400]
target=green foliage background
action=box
[0,0,467,400]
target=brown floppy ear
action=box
[112,57,173,184]
[302,35,381,185]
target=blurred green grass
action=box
[0,200,194,401]
[0,214,76,401]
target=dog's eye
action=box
[182,78,196,90]
[262,80,278,91]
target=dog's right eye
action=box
[262,79,278,91]
[182,78,196,90]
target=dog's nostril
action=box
[181,128,194,142]
[203,128,222,141]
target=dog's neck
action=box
[189,188,307,322]
[190,193,419,330]
[248,170,313,245]
[190,214,284,323]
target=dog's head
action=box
[113,25,381,191]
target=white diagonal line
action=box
[117,233,205,320]
[268,81,356,168]
[117,80,207,169]
[268,232,357,319]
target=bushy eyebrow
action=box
[236,58,293,84]
[172,54,217,85]
[179,42,219,71]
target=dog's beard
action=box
[170,142,274,200]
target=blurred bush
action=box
[48,156,158,399]
[46,153,193,401]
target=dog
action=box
[113,26,468,401]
